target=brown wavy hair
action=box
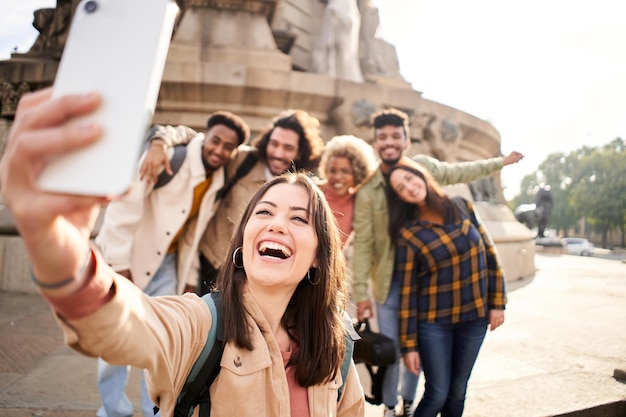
[217,173,348,386]
[251,110,325,172]
[386,157,460,240]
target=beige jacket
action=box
[95,136,224,294]
[55,259,365,417]
[150,125,270,269]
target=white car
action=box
[562,237,595,256]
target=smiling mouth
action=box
[259,241,292,259]
[382,146,399,153]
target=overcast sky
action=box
[373,0,626,199]
[2,1,626,199]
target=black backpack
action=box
[166,292,357,417]
[153,145,187,190]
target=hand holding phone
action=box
[37,0,179,196]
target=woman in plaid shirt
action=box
[386,157,507,417]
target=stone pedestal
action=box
[0,1,536,293]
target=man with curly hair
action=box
[142,109,325,294]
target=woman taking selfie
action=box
[386,157,506,417]
[0,89,365,417]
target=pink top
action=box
[282,342,310,417]
[321,183,355,247]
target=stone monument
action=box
[0,0,535,293]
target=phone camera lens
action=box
[84,0,98,13]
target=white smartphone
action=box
[38,0,179,196]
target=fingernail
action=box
[82,92,98,101]
[79,122,97,135]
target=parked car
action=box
[535,236,566,248]
[562,237,595,256]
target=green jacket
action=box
[351,154,505,304]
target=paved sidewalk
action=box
[1,253,625,417]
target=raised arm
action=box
[0,88,211,385]
[502,151,524,166]
[413,152,522,186]
[0,89,107,296]
[139,124,199,184]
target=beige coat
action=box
[55,257,365,417]
[151,125,271,269]
[95,136,224,294]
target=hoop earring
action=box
[307,268,320,285]
[232,247,244,269]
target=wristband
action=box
[30,246,92,289]
[149,140,167,150]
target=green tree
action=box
[509,138,626,246]
[569,138,626,247]
[509,152,579,235]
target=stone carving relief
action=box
[0,82,31,118]
[351,99,377,127]
[469,177,499,203]
[187,0,276,19]
[311,0,364,82]
[413,112,462,162]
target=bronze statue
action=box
[514,185,553,237]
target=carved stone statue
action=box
[0,82,31,118]
[311,0,364,82]
[413,112,462,161]
[28,0,79,57]
[357,0,403,80]
[351,99,377,127]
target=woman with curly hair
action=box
[317,135,377,247]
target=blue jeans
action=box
[413,317,488,417]
[376,274,420,408]
[97,253,177,417]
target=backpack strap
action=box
[451,196,471,219]
[154,145,187,190]
[215,152,258,201]
[172,292,224,417]
[170,303,354,415]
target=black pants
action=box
[198,254,219,296]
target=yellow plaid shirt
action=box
[396,200,507,352]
